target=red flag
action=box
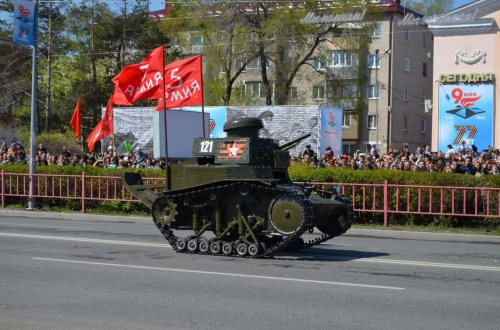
[111,63,143,105]
[112,45,164,105]
[132,45,164,102]
[69,98,81,140]
[86,96,114,152]
[155,55,203,110]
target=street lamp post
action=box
[375,48,391,153]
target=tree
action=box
[159,1,378,107]
[406,0,454,15]
[1,0,169,140]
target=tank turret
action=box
[123,117,353,257]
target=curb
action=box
[1,209,499,244]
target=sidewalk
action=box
[1,208,499,244]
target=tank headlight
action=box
[332,185,341,195]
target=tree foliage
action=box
[406,0,454,15]
[160,0,378,107]
[0,0,168,143]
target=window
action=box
[422,91,427,104]
[342,112,352,128]
[367,85,379,99]
[368,54,379,69]
[423,34,428,48]
[247,56,270,70]
[191,35,203,54]
[370,22,381,37]
[170,37,179,48]
[367,115,378,129]
[244,82,272,98]
[313,58,325,71]
[403,116,408,130]
[289,87,297,100]
[404,88,409,102]
[313,86,325,100]
[236,59,246,72]
[335,84,358,97]
[327,50,352,67]
[405,29,410,41]
[422,62,427,77]
[404,58,410,72]
[421,120,426,133]
[342,144,357,155]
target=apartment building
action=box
[152,0,433,156]
[428,0,500,152]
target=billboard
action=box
[320,106,343,156]
[438,83,494,152]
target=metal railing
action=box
[2,170,499,226]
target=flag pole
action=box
[162,48,170,190]
[200,55,205,138]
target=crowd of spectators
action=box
[292,141,500,176]
[0,141,167,170]
[3,138,500,177]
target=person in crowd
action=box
[37,143,47,154]
[1,142,8,153]
[457,140,470,153]
[60,145,71,158]
[107,156,119,169]
[9,142,18,154]
[303,144,314,159]
[339,154,350,169]
[14,152,27,165]
[349,158,359,170]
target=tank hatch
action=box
[223,117,263,138]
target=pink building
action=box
[429,0,500,153]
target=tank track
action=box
[151,182,341,257]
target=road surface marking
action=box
[0,223,93,230]
[0,232,169,248]
[3,232,499,272]
[32,257,405,290]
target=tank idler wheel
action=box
[248,243,261,257]
[210,241,221,255]
[187,239,199,253]
[176,238,187,251]
[236,243,249,257]
[198,239,210,254]
[222,242,234,256]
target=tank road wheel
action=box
[248,243,261,257]
[210,241,221,255]
[269,195,306,235]
[187,239,199,253]
[198,239,210,254]
[176,238,187,251]
[222,242,234,256]
[153,198,178,227]
[236,243,248,257]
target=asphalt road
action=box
[1,214,499,330]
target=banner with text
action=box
[438,83,494,152]
[14,0,35,45]
[320,106,343,156]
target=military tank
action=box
[123,117,354,257]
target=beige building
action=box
[428,0,500,152]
